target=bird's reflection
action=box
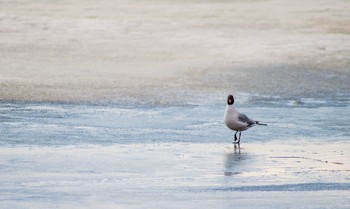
[224,145,245,176]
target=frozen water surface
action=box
[1,102,350,208]
[0,142,349,208]
[1,101,349,146]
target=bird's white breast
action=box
[224,105,248,131]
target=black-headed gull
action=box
[224,95,267,144]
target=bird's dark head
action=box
[227,95,234,105]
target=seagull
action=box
[224,95,267,144]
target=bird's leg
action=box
[237,131,241,144]
[233,131,238,144]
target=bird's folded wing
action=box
[238,113,254,126]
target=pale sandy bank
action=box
[0,0,349,104]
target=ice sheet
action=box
[0,142,349,208]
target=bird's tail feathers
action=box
[256,121,267,126]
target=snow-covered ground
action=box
[1,0,349,105]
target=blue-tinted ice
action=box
[1,100,350,208]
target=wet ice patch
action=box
[0,142,349,208]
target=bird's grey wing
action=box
[238,113,255,126]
